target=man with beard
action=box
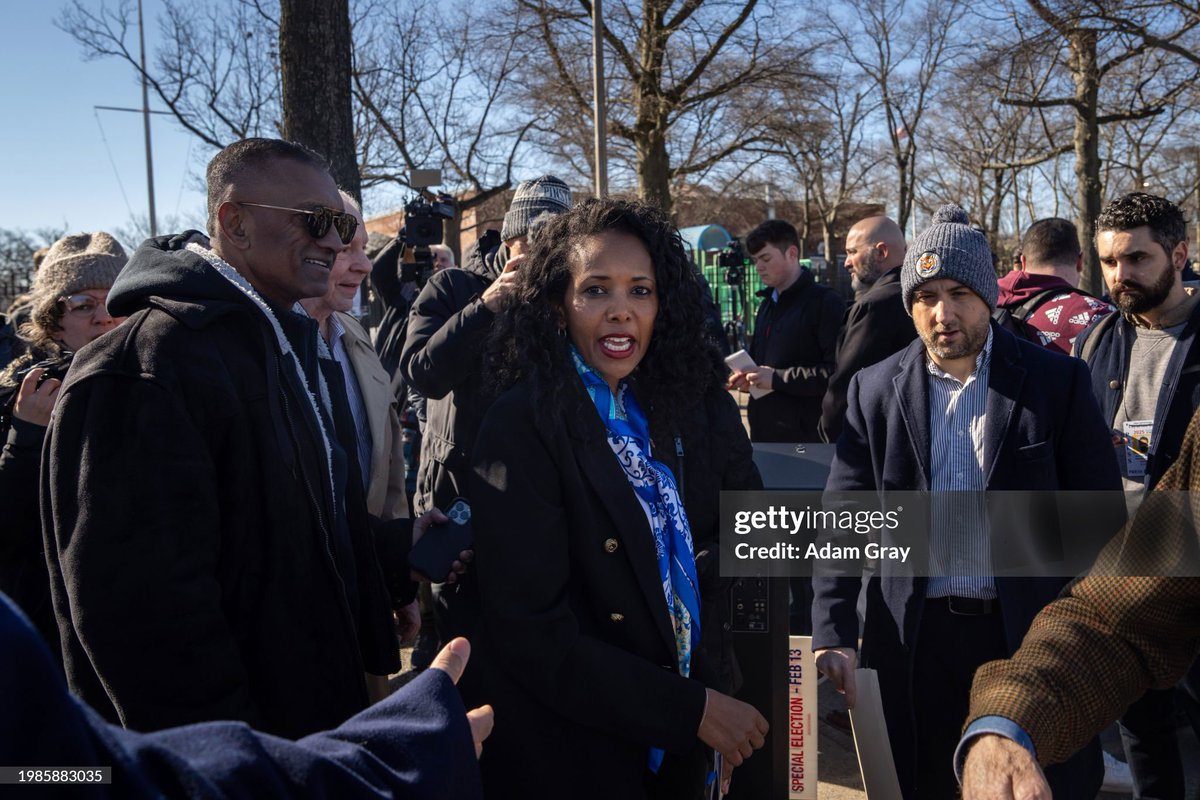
[812,205,1118,800]
[818,215,916,444]
[1071,191,1200,799]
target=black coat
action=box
[42,234,407,739]
[470,378,760,799]
[1075,300,1200,489]
[400,235,506,513]
[746,268,844,442]
[0,415,55,658]
[818,267,916,443]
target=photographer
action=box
[372,195,456,380]
[0,232,128,655]
[399,175,571,696]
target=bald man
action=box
[818,216,916,443]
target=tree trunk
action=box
[989,168,1004,261]
[279,0,360,202]
[1070,30,1103,295]
[637,125,673,214]
[897,149,913,234]
[822,216,843,295]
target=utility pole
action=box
[138,0,157,237]
[592,0,608,198]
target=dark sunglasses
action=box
[239,202,358,245]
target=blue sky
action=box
[1,1,212,243]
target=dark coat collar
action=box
[890,322,1026,487]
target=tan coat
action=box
[335,312,408,521]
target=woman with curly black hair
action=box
[470,198,768,799]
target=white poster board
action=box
[847,668,903,800]
[787,636,818,798]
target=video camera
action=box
[399,169,455,287]
[718,239,750,286]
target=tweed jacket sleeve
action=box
[967,408,1200,765]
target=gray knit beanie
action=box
[32,232,128,320]
[501,175,571,242]
[901,204,997,314]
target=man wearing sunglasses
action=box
[39,139,477,767]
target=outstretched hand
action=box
[430,638,493,759]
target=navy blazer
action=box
[812,323,1122,798]
[814,323,1122,649]
[0,593,481,799]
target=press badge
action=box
[1123,420,1152,479]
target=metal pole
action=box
[592,0,608,198]
[138,0,158,237]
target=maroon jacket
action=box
[996,270,1113,355]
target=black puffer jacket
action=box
[42,232,406,738]
[399,230,505,513]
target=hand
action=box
[394,599,421,644]
[481,267,521,312]
[13,368,60,427]
[960,734,1050,800]
[444,549,473,585]
[814,647,858,708]
[430,638,494,759]
[697,689,769,793]
[726,369,752,392]
[408,507,473,584]
[743,366,775,392]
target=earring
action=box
[557,326,567,339]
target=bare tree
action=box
[981,0,1200,293]
[827,0,967,233]
[764,61,885,294]
[917,55,1071,259]
[351,0,542,247]
[59,0,281,149]
[514,0,809,214]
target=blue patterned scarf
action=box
[570,346,701,773]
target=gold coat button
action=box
[610,613,625,622]
[1109,380,1120,390]
[604,538,619,553]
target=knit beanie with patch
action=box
[901,204,998,314]
[32,232,128,319]
[501,175,571,242]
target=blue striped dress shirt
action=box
[925,328,996,600]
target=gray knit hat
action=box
[501,175,571,242]
[32,232,128,320]
[901,204,997,314]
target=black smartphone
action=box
[408,498,472,582]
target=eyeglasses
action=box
[59,294,108,317]
[58,293,113,319]
[238,202,359,245]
